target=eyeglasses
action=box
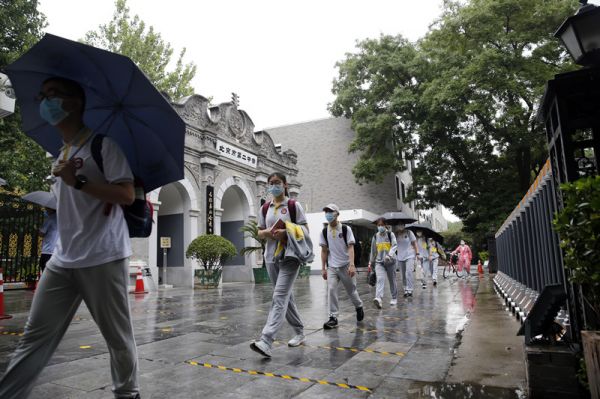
[35,89,74,103]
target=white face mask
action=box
[460,241,465,246]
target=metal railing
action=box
[0,192,44,283]
[494,160,567,321]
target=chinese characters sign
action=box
[206,185,214,234]
[216,140,257,168]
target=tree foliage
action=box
[330,0,579,245]
[0,0,50,194]
[553,176,600,328]
[84,0,196,100]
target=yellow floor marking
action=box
[79,345,92,349]
[184,361,374,392]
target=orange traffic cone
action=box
[130,265,148,294]
[477,260,484,275]
[0,268,13,320]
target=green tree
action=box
[0,0,50,193]
[330,0,579,242]
[84,0,197,100]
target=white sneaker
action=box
[373,297,382,309]
[390,298,397,306]
[288,334,306,347]
[250,340,272,357]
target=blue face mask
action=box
[378,226,386,233]
[268,184,284,197]
[39,98,69,126]
[325,212,336,223]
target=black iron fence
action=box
[0,192,44,283]
[494,160,568,324]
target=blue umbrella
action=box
[4,34,185,192]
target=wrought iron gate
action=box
[0,192,44,283]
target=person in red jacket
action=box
[453,240,473,276]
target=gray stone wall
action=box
[267,118,398,214]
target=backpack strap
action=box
[342,225,348,246]
[387,231,392,243]
[91,134,105,174]
[288,198,297,224]
[261,201,271,221]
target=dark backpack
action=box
[91,135,154,238]
[261,199,297,224]
[322,224,349,247]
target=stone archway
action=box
[215,177,256,282]
[148,178,199,288]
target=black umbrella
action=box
[375,212,417,226]
[406,222,444,244]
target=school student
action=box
[368,217,398,308]
[395,224,420,297]
[428,238,440,287]
[250,173,310,358]
[320,204,364,329]
[416,231,429,289]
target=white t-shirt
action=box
[50,130,133,268]
[395,230,416,261]
[319,222,356,268]
[257,198,307,263]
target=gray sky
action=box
[38,0,461,221]
[39,0,445,130]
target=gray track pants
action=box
[328,265,363,317]
[261,258,302,346]
[398,258,415,293]
[375,262,398,300]
[427,258,439,282]
[0,259,139,399]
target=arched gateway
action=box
[130,94,300,287]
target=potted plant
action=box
[186,234,236,288]
[553,175,600,396]
[239,220,270,284]
[298,263,312,279]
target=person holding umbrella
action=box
[427,237,441,287]
[368,217,398,308]
[0,77,140,399]
[415,230,429,289]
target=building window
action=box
[395,177,400,199]
[401,181,406,201]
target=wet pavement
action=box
[0,271,526,398]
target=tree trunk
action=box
[515,146,532,193]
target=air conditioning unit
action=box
[0,73,16,119]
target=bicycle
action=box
[443,252,466,279]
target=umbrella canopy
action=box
[375,211,417,226]
[406,222,444,244]
[5,34,185,192]
[22,191,56,209]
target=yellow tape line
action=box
[0,331,24,336]
[274,341,405,357]
[184,360,372,392]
